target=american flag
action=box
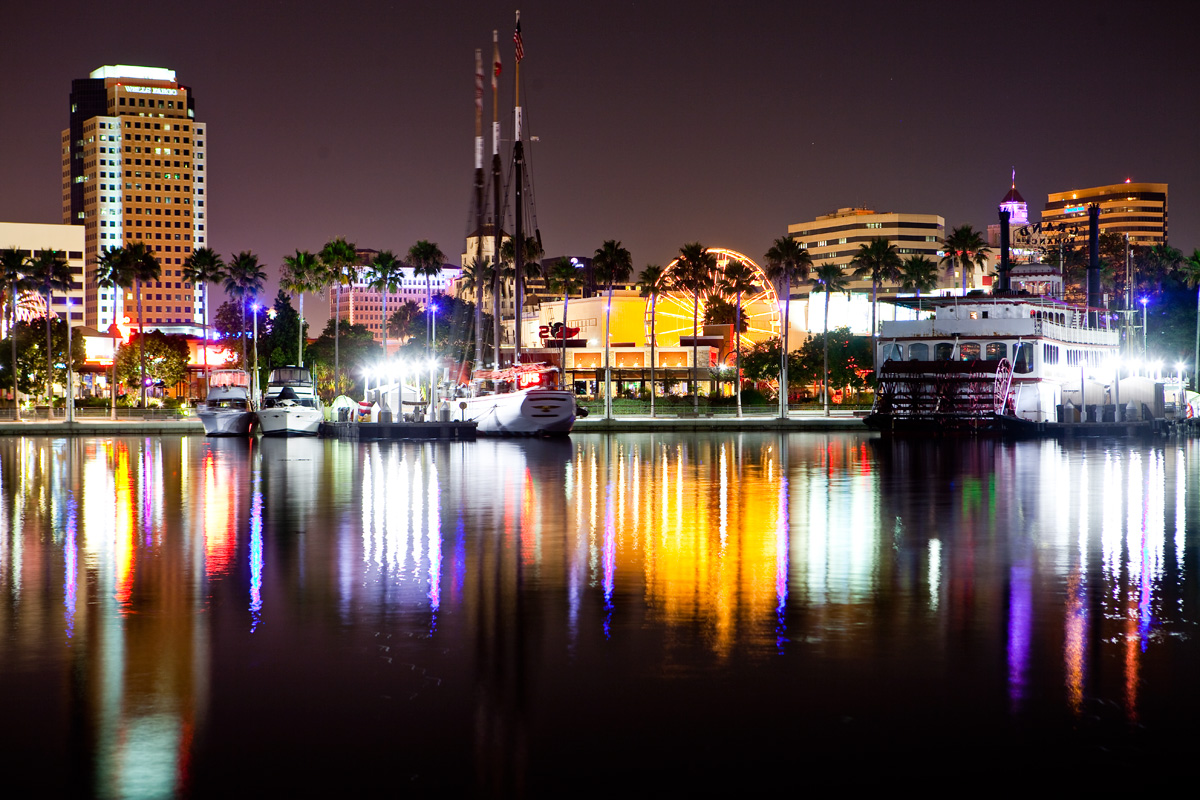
[514,16,524,63]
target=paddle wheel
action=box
[868,358,1013,433]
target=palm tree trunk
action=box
[382,289,388,364]
[605,283,613,419]
[10,294,19,421]
[736,289,743,419]
[780,277,790,419]
[871,278,879,377]
[334,286,341,396]
[203,284,210,398]
[137,279,147,408]
[649,300,657,419]
[298,291,305,367]
[45,287,53,406]
[692,294,699,414]
[823,289,831,417]
[1194,284,1199,392]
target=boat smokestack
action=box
[998,208,1011,294]
[1087,203,1101,310]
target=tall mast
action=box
[473,47,485,371]
[512,10,525,364]
[491,30,503,369]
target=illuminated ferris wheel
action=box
[647,248,780,354]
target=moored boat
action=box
[460,363,575,435]
[258,366,323,437]
[197,369,256,436]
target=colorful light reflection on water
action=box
[1,433,1199,794]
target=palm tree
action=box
[96,246,133,418]
[319,237,357,395]
[545,257,585,387]
[763,236,812,418]
[811,262,852,416]
[850,237,903,373]
[672,243,718,413]
[0,248,31,419]
[1183,248,1200,391]
[898,254,939,302]
[460,256,490,370]
[500,234,544,358]
[638,264,668,418]
[1140,243,1183,296]
[408,240,446,362]
[940,224,991,295]
[387,300,423,343]
[26,249,72,403]
[719,259,758,418]
[182,247,226,397]
[592,239,633,419]
[122,242,162,408]
[223,251,266,372]
[366,250,405,361]
[281,249,323,368]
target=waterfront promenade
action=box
[0,409,868,435]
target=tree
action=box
[307,319,381,399]
[718,258,757,418]
[213,299,253,349]
[407,240,446,361]
[281,249,323,368]
[0,318,84,402]
[592,239,633,418]
[223,251,267,377]
[0,248,32,416]
[940,225,991,295]
[182,246,226,396]
[763,236,812,418]
[637,264,668,418]
[672,243,718,412]
[811,262,852,415]
[121,242,162,406]
[259,290,302,382]
[366,249,405,360]
[115,330,190,394]
[546,257,585,383]
[460,256,491,369]
[796,327,871,400]
[387,300,423,343]
[898,254,939,300]
[26,249,72,402]
[849,237,901,375]
[319,237,358,395]
[1140,243,1183,296]
[1183,249,1200,390]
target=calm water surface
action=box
[2,432,1199,795]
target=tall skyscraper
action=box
[63,65,208,335]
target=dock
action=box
[321,420,477,441]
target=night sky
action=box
[3,1,1197,326]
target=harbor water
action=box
[2,432,1199,794]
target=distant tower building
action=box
[998,169,1028,225]
[63,65,208,335]
[988,170,1039,263]
[1042,180,1168,247]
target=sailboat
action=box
[458,14,576,436]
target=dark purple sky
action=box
[3,1,1197,326]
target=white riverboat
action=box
[867,294,1124,433]
[258,366,323,437]
[197,369,256,436]
[459,363,576,436]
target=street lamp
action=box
[1140,296,1148,356]
[65,298,74,423]
[252,302,260,403]
[428,303,439,417]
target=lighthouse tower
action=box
[999,169,1029,225]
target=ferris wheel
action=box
[647,247,780,353]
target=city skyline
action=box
[2,1,1198,328]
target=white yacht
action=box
[258,366,324,437]
[197,369,256,436]
[460,363,576,435]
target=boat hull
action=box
[198,408,257,436]
[460,389,575,435]
[257,407,323,437]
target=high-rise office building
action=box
[787,208,948,295]
[1042,181,1167,247]
[63,65,208,336]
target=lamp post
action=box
[1140,297,1148,357]
[252,302,260,404]
[65,298,74,423]
[428,302,439,418]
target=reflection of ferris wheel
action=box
[647,247,780,352]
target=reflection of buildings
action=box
[64,65,208,336]
[1042,181,1168,247]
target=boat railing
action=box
[1035,318,1119,346]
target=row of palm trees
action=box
[281,239,446,395]
[2,246,74,417]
